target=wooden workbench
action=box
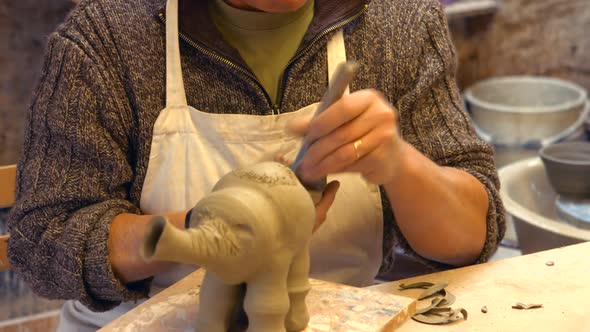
[370,242,590,331]
[103,242,590,331]
[101,272,416,331]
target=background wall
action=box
[449,0,590,92]
[0,0,75,165]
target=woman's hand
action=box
[289,89,404,186]
[287,88,488,265]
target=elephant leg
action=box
[285,243,312,332]
[244,263,290,332]
[196,271,240,332]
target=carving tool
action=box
[291,61,359,191]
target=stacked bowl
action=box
[466,76,590,254]
[464,76,589,168]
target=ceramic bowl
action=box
[539,142,590,196]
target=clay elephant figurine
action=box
[140,161,316,332]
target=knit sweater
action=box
[8,0,505,312]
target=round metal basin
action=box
[499,157,590,254]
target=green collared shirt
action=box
[210,0,315,104]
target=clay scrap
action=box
[512,303,543,310]
[398,281,467,325]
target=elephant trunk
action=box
[140,215,243,266]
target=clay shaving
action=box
[418,282,449,300]
[412,308,467,325]
[415,297,444,314]
[398,281,467,325]
[512,303,543,310]
[438,292,455,307]
[398,282,435,290]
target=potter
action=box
[8,0,504,330]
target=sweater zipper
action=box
[158,4,367,114]
[158,13,275,113]
[276,4,368,112]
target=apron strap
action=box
[326,30,349,95]
[165,0,188,107]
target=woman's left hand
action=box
[289,89,404,185]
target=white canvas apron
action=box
[58,0,382,329]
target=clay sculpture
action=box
[140,161,316,332]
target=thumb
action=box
[313,180,340,232]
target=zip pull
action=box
[273,105,281,115]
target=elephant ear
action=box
[188,207,254,259]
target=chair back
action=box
[0,164,16,271]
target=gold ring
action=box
[353,139,363,160]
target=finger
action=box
[341,150,377,175]
[305,90,381,143]
[301,102,392,170]
[301,127,384,182]
[286,114,313,137]
[273,153,293,166]
[340,124,397,173]
[313,180,340,232]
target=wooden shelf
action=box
[444,0,499,19]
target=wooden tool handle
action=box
[314,61,359,117]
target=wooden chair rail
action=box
[0,164,16,209]
[1,164,16,271]
[0,234,9,271]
